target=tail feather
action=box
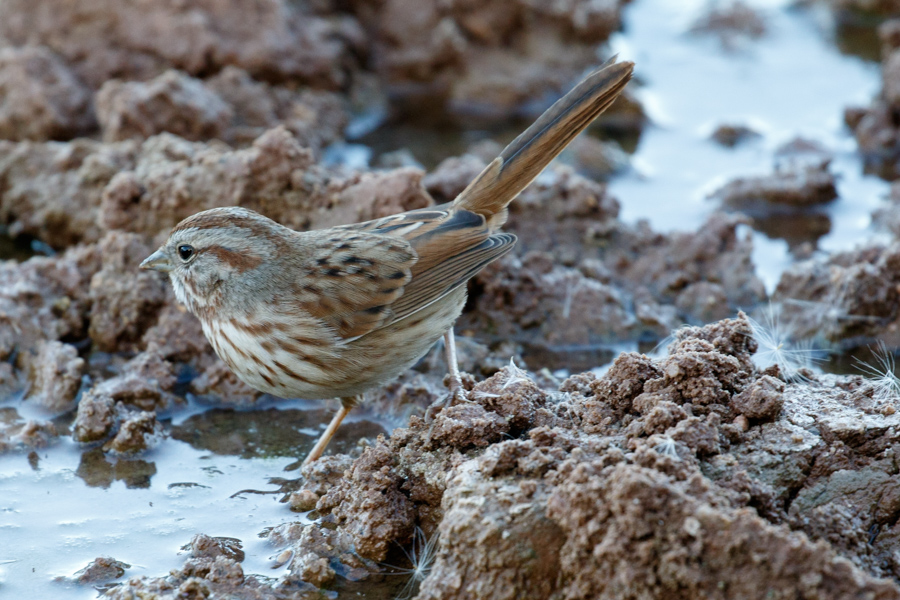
[452,58,634,228]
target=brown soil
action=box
[1,0,900,598]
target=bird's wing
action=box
[333,206,516,331]
[294,229,417,339]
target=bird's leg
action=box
[424,330,471,443]
[303,396,358,465]
[443,329,467,404]
[431,329,468,416]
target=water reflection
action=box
[353,88,642,171]
[824,343,899,377]
[170,407,387,460]
[832,10,883,63]
[75,448,157,489]
[740,209,832,250]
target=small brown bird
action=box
[141,58,633,463]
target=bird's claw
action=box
[447,378,471,404]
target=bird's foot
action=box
[446,371,473,404]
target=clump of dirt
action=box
[94,67,350,151]
[710,123,761,147]
[69,556,131,585]
[689,1,766,50]
[0,0,356,90]
[712,139,836,208]
[0,0,633,146]
[206,67,349,150]
[711,138,837,249]
[0,46,95,141]
[350,0,631,118]
[772,241,900,345]
[23,340,85,414]
[96,70,234,143]
[105,534,310,600]
[2,127,437,248]
[0,242,100,358]
[459,211,766,345]
[0,138,137,246]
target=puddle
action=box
[607,0,887,290]
[831,8,884,63]
[169,406,386,461]
[352,108,531,172]
[0,437,299,599]
[1,0,894,598]
[0,393,395,599]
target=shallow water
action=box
[1,1,893,598]
[0,437,296,597]
[612,0,887,291]
[0,396,393,599]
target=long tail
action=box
[452,57,634,229]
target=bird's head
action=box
[141,207,287,315]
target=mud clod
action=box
[96,70,233,143]
[712,157,837,208]
[318,443,417,562]
[102,410,165,454]
[289,489,320,512]
[72,556,131,585]
[10,419,58,448]
[88,232,167,352]
[72,390,117,443]
[417,460,565,600]
[732,374,785,422]
[547,463,899,600]
[0,46,94,141]
[24,340,85,414]
[0,0,354,89]
[188,534,245,563]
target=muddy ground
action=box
[2,0,900,598]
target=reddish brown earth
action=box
[1,1,900,599]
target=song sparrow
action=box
[141,58,633,463]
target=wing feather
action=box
[389,232,516,323]
[452,59,633,228]
[301,207,515,340]
[294,230,416,339]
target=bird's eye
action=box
[177,245,195,262]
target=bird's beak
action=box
[140,249,173,273]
